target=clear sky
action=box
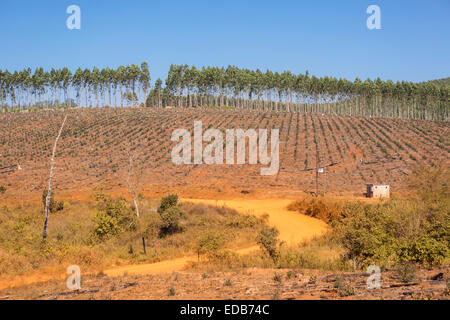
[0,0,449,84]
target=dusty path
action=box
[104,199,327,277]
[0,198,327,288]
[185,199,327,244]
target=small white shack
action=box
[366,184,390,198]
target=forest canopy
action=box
[1,63,448,121]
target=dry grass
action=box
[0,196,265,279]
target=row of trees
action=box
[146,64,449,121]
[1,63,448,120]
[0,62,150,111]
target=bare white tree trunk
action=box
[126,155,140,218]
[43,114,68,240]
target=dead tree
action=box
[42,115,67,240]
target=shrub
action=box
[226,214,264,228]
[42,190,64,213]
[168,286,176,296]
[159,206,184,235]
[93,196,135,239]
[332,187,449,269]
[398,237,449,266]
[273,273,283,283]
[332,202,397,269]
[256,227,280,262]
[0,186,6,194]
[93,211,122,239]
[407,162,449,203]
[158,194,179,214]
[335,279,356,297]
[287,197,344,222]
[397,263,416,283]
[196,231,223,260]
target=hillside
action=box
[423,77,450,88]
[0,107,449,201]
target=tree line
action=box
[0,62,150,111]
[1,63,448,121]
[147,64,449,121]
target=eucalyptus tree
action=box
[90,67,100,107]
[117,65,127,107]
[82,68,91,107]
[140,62,150,106]
[72,68,84,107]
[61,67,72,107]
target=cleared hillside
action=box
[0,107,449,200]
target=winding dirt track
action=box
[104,199,327,277]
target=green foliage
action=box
[0,186,6,194]
[421,77,450,88]
[226,214,264,228]
[256,227,280,262]
[398,237,448,266]
[333,200,449,268]
[159,206,184,235]
[42,190,64,213]
[158,194,179,214]
[332,165,449,269]
[93,196,135,239]
[196,231,223,259]
[407,163,449,203]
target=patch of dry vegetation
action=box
[0,193,266,278]
[191,163,449,273]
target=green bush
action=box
[93,196,135,239]
[196,231,223,260]
[93,211,122,239]
[226,214,264,228]
[332,198,449,268]
[256,227,280,262]
[398,237,448,266]
[0,186,6,194]
[158,194,179,214]
[42,190,64,213]
[159,206,184,235]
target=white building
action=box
[366,184,390,198]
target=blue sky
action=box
[0,0,449,84]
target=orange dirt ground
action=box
[0,107,448,297]
[1,108,448,203]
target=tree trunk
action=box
[43,115,68,240]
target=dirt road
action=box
[0,198,327,288]
[104,198,327,276]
